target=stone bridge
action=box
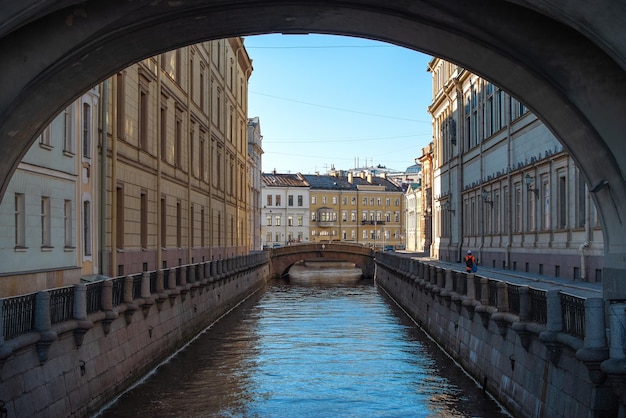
[269,243,375,279]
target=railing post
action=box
[140,272,154,317]
[73,283,93,348]
[576,298,609,385]
[539,290,563,364]
[601,302,626,390]
[101,279,117,334]
[123,276,138,324]
[35,291,57,364]
[512,286,532,349]
[496,282,509,312]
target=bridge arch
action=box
[269,243,375,279]
[1,0,625,296]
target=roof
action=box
[262,172,310,188]
[302,174,403,192]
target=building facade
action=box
[0,38,256,295]
[0,89,100,295]
[305,172,405,249]
[425,58,603,281]
[261,172,311,248]
[248,117,264,251]
[103,37,254,276]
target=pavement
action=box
[390,251,603,299]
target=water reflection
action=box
[97,281,510,417]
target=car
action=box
[272,243,282,248]
[384,245,395,251]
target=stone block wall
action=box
[0,255,270,417]
[374,255,616,418]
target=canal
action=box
[97,280,511,417]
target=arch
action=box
[269,243,375,279]
[1,0,625,296]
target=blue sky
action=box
[244,34,434,175]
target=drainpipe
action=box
[100,79,108,276]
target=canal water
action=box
[97,280,511,417]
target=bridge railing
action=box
[0,251,270,361]
[374,252,605,365]
[271,242,373,257]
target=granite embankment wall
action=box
[0,252,270,417]
[374,252,616,418]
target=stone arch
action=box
[1,0,625,296]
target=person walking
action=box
[465,250,477,273]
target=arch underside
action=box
[1,0,625,297]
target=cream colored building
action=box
[103,38,254,276]
[304,172,404,249]
[425,58,603,281]
[261,172,311,247]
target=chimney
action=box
[367,173,373,183]
[348,172,353,184]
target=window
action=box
[288,195,294,206]
[362,211,367,221]
[139,89,148,150]
[83,103,91,158]
[116,187,124,249]
[542,177,550,230]
[377,198,382,206]
[386,198,391,206]
[395,198,400,206]
[201,207,205,247]
[576,170,586,228]
[276,195,281,206]
[117,72,126,140]
[351,211,357,222]
[265,232,272,244]
[175,114,182,167]
[41,197,51,248]
[83,200,91,256]
[332,196,337,204]
[297,216,303,226]
[288,216,294,226]
[351,197,357,205]
[311,196,317,204]
[558,174,567,229]
[275,216,281,226]
[342,197,347,205]
[362,198,367,206]
[297,195,303,206]
[267,194,273,206]
[160,104,167,160]
[515,185,522,232]
[63,106,73,153]
[363,230,368,240]
[370,198,375,206]
[39,126,52,148]
[64,200,73,248]
[266,215,272,226]
[15,193,25,248]
[161,197,167,248]
[385,212,391,222]
[176,201,182,248]
[342,211,347,222]
[311,212,317,221]
[141,192,148,249]
[322,196,327,204]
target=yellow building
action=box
[304,172,404,249]
[102,38,254,276]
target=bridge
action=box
[269,243,375,279]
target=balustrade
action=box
[0,252,270,363]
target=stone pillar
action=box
[480,278,489,306]
[73,284,87,321]
[73,284,93,348]
[496,282,509,312]
[35,291,57,363]
[101,279,118,334]
[576,298,609,386]
[539,290,563,364]
[123,276,138,324]
[466,274,476,300]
